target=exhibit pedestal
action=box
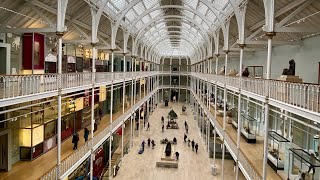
[211,164,218,175]
[277,75,302,83]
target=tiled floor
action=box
[114,102,246,180]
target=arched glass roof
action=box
[95,0,238,57]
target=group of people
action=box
[143,138,156,150]
[72,127,90,150]
[184,134,199,153]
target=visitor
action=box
[162,124,164,132]
[191,140,195,151]
[195,143,199,154]
[186,124,189,134]
[136,122,139,130]
[184,121,187,130]
[184,134,187,142]
[142,140,145,151]
[84,127,89,142]
[188,139,190,147]
[175,151,180,160]
[173,137,177,144]
[147,138,151,147]
[151,140,155,149]
[147,122,150,131]
[242,67,250,77]
[161,116,164,124]
[308,153,316,174]
[173,96,176,103]
[72,132,79,150]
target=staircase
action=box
[101,150,122,180]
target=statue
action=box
[165,142,172,156]
[227,69,237,76]
[282,59,295,75]
[219,66,225,75]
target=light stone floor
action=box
[114,102,246,180]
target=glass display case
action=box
[231,109,238,129]
[287,149,320,180]
[268,131,289,171]
[241,114,257,143]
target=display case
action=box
[241,114,257,143]
[231,109,239,129]
[287,149,320,180]
[268,131,289,171]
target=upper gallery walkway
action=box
[0,71,158,107]
[0,87,152,180]
[1,71,319,118]
[114,102,246,180]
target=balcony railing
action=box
[0,71,319,115]
[0,72,158,102]
[193,73,320,114]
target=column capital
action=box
[266,32,276,38]
[224,50,230,54]
[56,31,65,38]
[90,43,96,47]
[238,44,246,49]
[215,54,220,57]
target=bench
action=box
[160,140,177,144]
[156,161,178,168]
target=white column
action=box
[236,45,244,180]
[56,32,63,178]
[90,43,96,180]
[262,33,275,180]
[108,81,114,179]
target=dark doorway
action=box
[0,133,8,171]
[171,89,179,102]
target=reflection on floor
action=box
[114,102,246,180]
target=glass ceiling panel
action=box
[125,9,137,22]
[133,2,145,15]
[198,2,208,15]
[141,15,150,24]
[112,0,126,10]
[185,0,199,9]
[144,0,159,9]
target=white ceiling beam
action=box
[0,27,55,33]
[275,26,320,33]
[28,5,55,27]
[275,0,315,29]
[245,40,301,45]
[249,0,308,31]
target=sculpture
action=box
[219,66,225,75]
[282,59,295,75]
[165,142,172,156]
[227,69,237,76]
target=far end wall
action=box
[223,35,320,83]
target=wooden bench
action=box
[156,161,178,168]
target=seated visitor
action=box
[173,137,177,144]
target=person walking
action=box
[188,139,190,147]
[175,151,180,160]
[84,127,89,142]
[184,121,187,130]
[72,132,79,150]
[151,140,155,149]
[162,124,164,132]
[191,140,195,151]
[147,138,151,147]
[184,134,187,142]
[142,140,145,151]
[195,143,199,154]
[147,122,150,131]
[161,116,164,124]
[186,124,189,134]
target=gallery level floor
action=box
[114,102,245,180]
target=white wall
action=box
[220,36,320,83]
